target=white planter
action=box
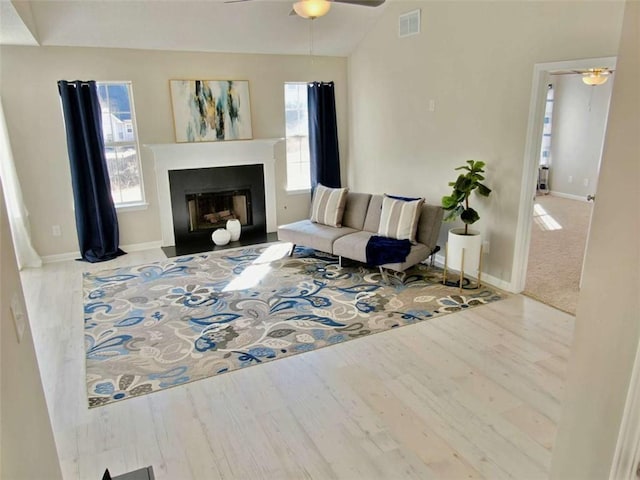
[212,228,231,246]
[446,227,482,275]
[226,219,241,242]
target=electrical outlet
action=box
[568,175,573,183]
[428,99,436,112]
[482,240,490,253]
[52,225,61,237]
[10,293,26,343]
[583,178,589,187]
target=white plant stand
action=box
[443,228,483,291]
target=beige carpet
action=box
[524,194,592,315]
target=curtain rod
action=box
[308,81,334,87]
[58,80,96,87]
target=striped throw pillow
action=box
[377,195,424,242]
[310,184,348,227]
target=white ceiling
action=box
[0,1,38,45]
[0,0,389,56]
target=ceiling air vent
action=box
[399,9,420,38]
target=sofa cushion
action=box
[332,231,373,263]
[377,195,424,242]
[363,195,384,233]
[278,220,357,254]
[416,203,445,251]
[310,184,348,227]
[341,192,371,230]
[379,242,431,272]
[333,230,432,271]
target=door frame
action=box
[510,56,617,293]
[609,337,640,479]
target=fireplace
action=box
[146,139,280,248]
[169,164,266,247]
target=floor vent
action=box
[399,9,421,38]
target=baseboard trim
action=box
[121,240,163,252]
[41,240,163,264]
[433,253,514,292]
[548,191,589,202]
[41,251,80,264]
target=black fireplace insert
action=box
[169,164,266,247]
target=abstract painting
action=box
[170,80,252,143]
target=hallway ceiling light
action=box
[293,0,331,19]
[582,68,611,86]
[549,67,614,86]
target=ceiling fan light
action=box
[582,70,610,86]
[293,0,331,19]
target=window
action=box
[284,83,310,191]
[539,83,554,167]
[97,81,145,207]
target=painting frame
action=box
[169,79,253,143]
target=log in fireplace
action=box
[186,189,252,233]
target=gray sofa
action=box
[278,192,444,275]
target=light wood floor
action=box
[21,248,574,480]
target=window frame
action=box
[97,80,147,210]
[284,82,311,194]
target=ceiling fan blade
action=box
[549,71,582,75]
[550,68,615,76]
[332,0,386,7]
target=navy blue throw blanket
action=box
[366,235,412,267]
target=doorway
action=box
[511,57,616,313]
[524,195,593,314]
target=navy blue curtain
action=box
[307,81,341,189]
[58,80,125,263]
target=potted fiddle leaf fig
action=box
[441,160,491,284]
[441,160,491,234]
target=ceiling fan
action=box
[225,0,386,19]
[549,68,614,86]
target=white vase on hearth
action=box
[212,228,231,246]
[226,219,241,242]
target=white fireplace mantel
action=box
[145,139,282,247]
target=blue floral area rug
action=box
[84,243,505,407]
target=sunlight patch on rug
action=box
[84,243,505,407]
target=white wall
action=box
[548,74,613,198]
[348,1,625,284]
[0,46,347,257]
[0,184,62,479]
[550,2,640,478]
